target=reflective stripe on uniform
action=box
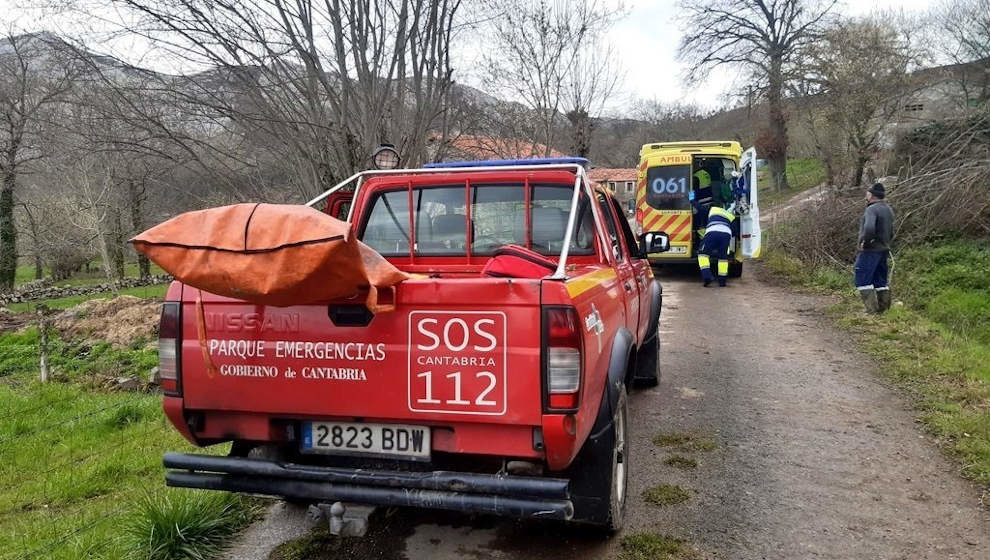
[717,260,729,276]
[706,223,732,235]
[708,206,735,221]
[698,254,711,269]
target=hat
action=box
[868,183,886,199]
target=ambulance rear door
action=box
[738,147,761,258]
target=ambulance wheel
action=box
[729,261,743,278]
[632,334,660,388]
[568,386,628,532]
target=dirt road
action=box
[267,266,989,559]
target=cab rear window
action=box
[359,183,596,257]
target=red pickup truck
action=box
[159,158,669,530]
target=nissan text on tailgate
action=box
[160,157,669,531]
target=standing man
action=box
[855,183,894,313]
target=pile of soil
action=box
[54,295,162,348]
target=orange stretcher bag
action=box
[130,203,408,311]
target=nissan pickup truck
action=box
[159,157,669,530]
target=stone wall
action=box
[0,275,173,306]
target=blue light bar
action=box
[424,157,590,169]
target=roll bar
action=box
[305,163,602,280]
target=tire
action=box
[729,261,743,278]
[568,386,629,532]
[632,333,660,388]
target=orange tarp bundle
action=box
[131,203,408,311]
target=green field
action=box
[0,327,252,559]
[764,239,990,485]
[758,158,827,207]
[14,262,167,289]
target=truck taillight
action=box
[543,307,583,412]
[158,302,181,396]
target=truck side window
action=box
[596,193,624,262]
[609,195,640,258]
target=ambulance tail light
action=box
[159,302,182,397]
[543,306,583,412]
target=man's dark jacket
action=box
[859,200,894,252]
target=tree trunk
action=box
[822,155,836,186]
[766,56,790,192]
[109,208,125,280]
[0,170,17,292]
[127,180,150,279]
[567,109,593,159]
[95,229,120,297]
[21,203,43,280]
[853,155,867,187]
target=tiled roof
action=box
[435,135,566,160]
[587,168,637,183]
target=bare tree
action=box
[631,100,715,141]
[932,0,990,108]
[480,0,621,156]
[0,32,78,291]
[802,17,922,185]
[677,0,837,191]
[75,0,465,199]
[564,38,624,158]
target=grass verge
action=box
[763,240,990,486]
[619,533,698,560]
[643,484,692,506]
[0,328,249,559]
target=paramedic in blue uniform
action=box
[690,191,739,287]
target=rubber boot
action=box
[859,288,879,314]
[877,289,891,313]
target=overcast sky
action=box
[604,0,936,111]
[3,0,937,111]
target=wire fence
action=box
[0,388,170,560]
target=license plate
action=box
[301,421,430,460]
[668,246,687,254]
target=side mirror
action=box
[640,231,670,256]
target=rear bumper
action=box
[164,452,573,520]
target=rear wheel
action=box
[729,261,743,278]
[568,387,629,532]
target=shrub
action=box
[124,491,256,560]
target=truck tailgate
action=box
[179,278,544,426]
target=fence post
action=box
[37,303,51,383]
